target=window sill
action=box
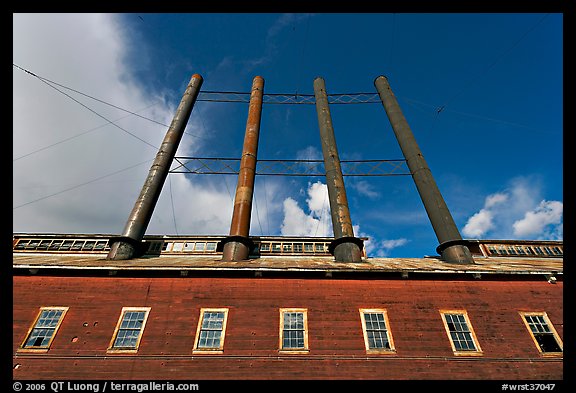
[278,349,310,354]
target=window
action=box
[440,310,482,355]
[193,308,229,353]
[108,307,150,352]
[519,312,563,355]
[20,307,68,351]
[279,308,309,352]
[359,309,395,353]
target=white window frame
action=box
[192,308,229,354]
[107,307,151,353]
[279,308,309,353]
[359,308,396,354]
[19,307,69,352]
[440,310,483,356]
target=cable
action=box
[253,187,264,236]
[13,104,157,163]
[13,158,154,210]
[13,64,207,140]
[262,176,271,235]
[314,185,329,237]
[168,173,179,235]
[13,64,159,150]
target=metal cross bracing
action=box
[197,91,381,105]
[170,157,411,177]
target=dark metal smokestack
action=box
[374,75,474,264]
[313,77,363,262]
[107,74,204,260]
[221,76,265,261]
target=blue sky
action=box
[13,13,563,258]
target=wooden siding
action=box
[13,276,563,380]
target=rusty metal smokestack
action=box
[374,75,473,264]
[107,74,204,260]
[313,77,363,262]
[221,76,265,261]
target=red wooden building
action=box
[12,234,563,380]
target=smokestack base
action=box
[437,240,475,264]
[219,236,255,261]
[106,236,146,260]
[329,237,364,262]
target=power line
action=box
[13,64,159,151]
[13,158,154,210]
[13,64,207,140]
[168,173,179,235]
[13,104,157,163]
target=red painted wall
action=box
[12,276,563,380]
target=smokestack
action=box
[313,77,363,262]
[374,75,474,264]
[107,74,204,260]
[221,76,265,261]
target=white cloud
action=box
[512,200,563,238]
[363,237,409,257]
[279,181,409,257]
[349,180,380,199]
[280,181,332,237]
[13,13,233,236]
[306,181,328,214]
[485,192,508,208]
[461,176,562,240]
[461,191,507,237]
[462,209,495,238]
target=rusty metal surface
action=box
[314,77,362,263]
[314,77,355,240]
[13,252,563,275]
[107,74,203,260]
[223,76,264,261]
[374,76,473,264]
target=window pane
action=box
[113,310,147,349]
[198,330,222,348]
[202,312,224,329]
[26,328,53,347]
[444,313,477,351]
[196,310,227,350]
[523,314,562,353]
[283,329,304,349]
[281,311,306,350]
[23,309,66,349]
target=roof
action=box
[12,253,562,278]
[12,234,563,279]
